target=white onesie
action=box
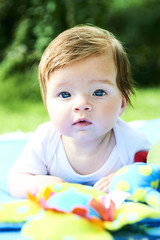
[9,118,151,186]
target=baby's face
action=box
[46,51,126,142]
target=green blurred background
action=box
[0,0,160,133]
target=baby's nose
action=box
[73,97,92,112]
[74,105,92,112]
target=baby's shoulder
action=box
[34,121,59,143]
[114,118,151,150]
[36,121,54,132]
[115,118,146,139]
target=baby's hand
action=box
[94,173,115,193]
[109,163,160,208]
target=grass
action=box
[122,87,160,121]
[0,100,49,134]
[0,87,160,134]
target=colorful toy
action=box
[109,141,160,208]
[33,183,116,222]
[1,182,160,239]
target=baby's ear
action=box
[119,96,127,116]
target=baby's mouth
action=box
[73,118,92,128]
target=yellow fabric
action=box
[105,202,160,231]
[0,200,41,223]
[22,211,113,240]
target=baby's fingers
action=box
[94,183,109,193]
[94,178,110,193]
[94,174,115,193]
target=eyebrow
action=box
[52,81,72,89]
[90,79,115,86]
[50,78,115,89]
[48,79,72,88]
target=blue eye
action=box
[59,92,71,98]
[93,89,106,96]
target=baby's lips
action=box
[73,118,92,125]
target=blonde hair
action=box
[39,25,134,106]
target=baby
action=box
[8,25,151,198]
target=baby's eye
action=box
[93,89,106,97]
[58,91,71,98]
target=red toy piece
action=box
[134,151,148,163]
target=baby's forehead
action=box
[48,48,114,74]
[47,53,117,88]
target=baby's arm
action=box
[7,123,66,198]
[93,173,115,193]
[8,172,65,198]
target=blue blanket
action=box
[0,139,27,203]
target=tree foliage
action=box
[0,0,160,101]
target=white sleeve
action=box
[9,122,57,175]
[114,118,152,166]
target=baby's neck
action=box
[61,130,115,175]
